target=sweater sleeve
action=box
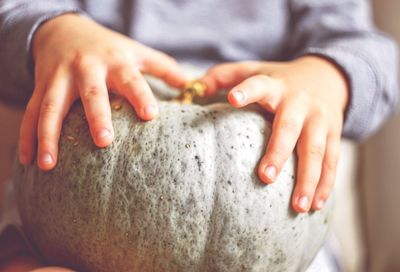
[0,0,84,106]
[288,0,399,140]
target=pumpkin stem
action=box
[178,81,206,104]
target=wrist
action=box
[32,13,84,60]
[294,55,350,113]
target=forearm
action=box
[0,0,83,106]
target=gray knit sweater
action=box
[0,0,398,140]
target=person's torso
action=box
[80,0,291,68]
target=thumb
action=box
[200,62,262,96]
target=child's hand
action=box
[19,14,186,171]
[201,56,349,213]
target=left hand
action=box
[200,56,349,213]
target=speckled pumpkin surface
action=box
[14,80,332,272]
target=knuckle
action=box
[253,74,273,85]
[112,65,128,79]
[106,48,127,62]
[267,145,289,166]
[308,144,325,159]
[215,71,230,85]
[277,118,299,133]
[296,91,311,103]
[81,86,103,101]
[207,65,225,76]
[73,52,96,71]
[313,105,329,118]
[324,157,339,173]
[206,64,234,83]
[40,100,58,116]
[119,71,141,88]
[38,131,55,145]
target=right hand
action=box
[18,14,186,171]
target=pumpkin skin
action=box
[14,82,332,272]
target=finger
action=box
[292,117,328,213]
[111,67,159,121]
[200,62,262,95]
[140,48,187,88]
[257,98,307,184]
[227,74,285,111]
[37,75,75,170]
[19,87,43,165]
[75,58,114,147]
[312,131,341,210]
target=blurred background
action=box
[0,0,399,271]
[361,0,400,271]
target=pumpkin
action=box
[14,76,332,272]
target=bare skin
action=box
[0,255,74,272]
[18,14,187,171]
[18,14,348,215]
[200,57,349,213]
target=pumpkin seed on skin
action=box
[185,144,191,149]
[66,136,75,141]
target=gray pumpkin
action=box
[14,78,332,272]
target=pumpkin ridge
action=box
[101,107,133,271]
[198,111,219,271]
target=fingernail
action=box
[231,90,244,102]
[264,165,276,182]
[316,199,325,210]
[144,104,158,117]
[42,152,53,165]
[97,128,112,141]
[298,196,309,211]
